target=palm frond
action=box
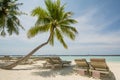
[27,24,50,38]
[60,26,76,40]
[62,12,73,19]
[31,6,50,26]
[0,13,5,27]
[7,17,19,35]
[49,31,54,46]
[45,0,53,16]
[59,18,77,25]
[61,25,78,33]
[45,0,64,20]
[0,30,6,37]
[55,28,67,48]
[35,16,50,26]
[0,0,24,36]
[31,7,48,18]
[12,15,24,29]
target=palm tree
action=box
[0,0,24,37]
[1,0,78,69]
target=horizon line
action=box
[0,54,120,56]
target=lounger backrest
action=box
[51,57,61,60]
[75,59,89,68]
[45,57,54,64]
[90,58,109,70]
[3,56,12,61]
[50,57,62,64]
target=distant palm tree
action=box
[0,0,24,37]
[2,0,78,69]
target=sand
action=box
[0,61,120,80]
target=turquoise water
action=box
[0,55,120,62]
[59,56,120,62]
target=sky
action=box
[0,0,120,55]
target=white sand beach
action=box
[0,61,120,80]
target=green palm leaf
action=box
[27,24,50,38]
[55,28,67,48]
[31,7,48,18]
[0,0,24,36]
[49,31,54,45]
[28,0,78,49]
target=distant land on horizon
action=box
[0,54,120,56]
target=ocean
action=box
[0,55,120,62]
[59,55,120,62]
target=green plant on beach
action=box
[0,0,24,37]
[2,0,78,69]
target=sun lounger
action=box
[43,57,71,69]
[2,56,12,62]
[89,58,110,78]
[43,57,57,68]
[74,59,89,76]
[50,57,71,67]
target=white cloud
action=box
[74,7,120,44]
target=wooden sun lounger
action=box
[43,57,71,69]
[89,58,110,78]
[73,59,89,76]
[51,57,71,67]
[2,56,12,62]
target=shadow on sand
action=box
[32,66,74,77]
[101,71,116,80]
[0,62,116,80]
[12,68,34,70]
[31,65,116,80]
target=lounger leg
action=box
[92,71,100,78]
[77,69,86,76]
[43,63,47,68]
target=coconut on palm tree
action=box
[1,0,78,69]
[0,0,24,37]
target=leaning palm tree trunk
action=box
[1,31,53,70]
